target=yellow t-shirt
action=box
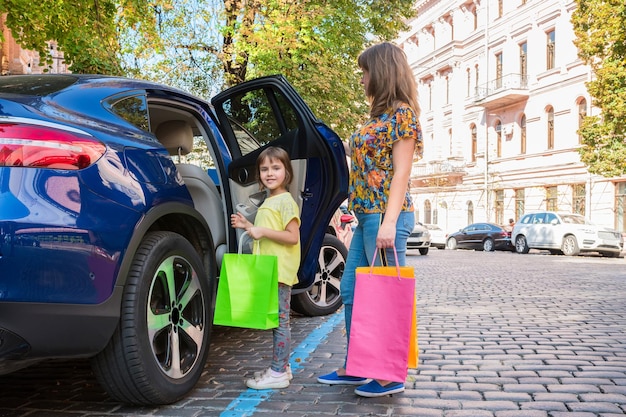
[253,192,301,286]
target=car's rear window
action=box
[0,75,78,96]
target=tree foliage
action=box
[0,0,162,75]
[0,0,416,139]
[572,0,626,177]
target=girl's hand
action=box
[230,213,250,230]
[376,222,396,248]
[247,226,264,240]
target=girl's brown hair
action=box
[358,42,420,118]
[256,146,294,190]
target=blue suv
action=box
[0,74,347,404]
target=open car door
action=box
[211,75,348,290]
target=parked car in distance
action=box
[512,211,622,257]
[423,223,446,249]
[291,208,354,317]
[407,222,431,255]
[446,222,513,252]
[0,74,348,405]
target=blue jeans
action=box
[339,211,414,368]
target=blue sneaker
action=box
[317,371,369,385]
[355,380,405,397]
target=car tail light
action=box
[0,123,105,170]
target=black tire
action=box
[515,235,530,254]
[91,231,213,405]
[419,247,429,255]
[561,235,580,256]
[446,237,457,250]
[291,234,347,317]
[483,238,494,252]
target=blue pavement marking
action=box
[219,311,344,417]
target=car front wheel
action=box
[561,235,580,256]
[446,237,457,250]
[292,234,347,317]
[419,247,429,255]
[515,235,530,254]
[92,231,213,405]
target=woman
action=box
[317,42,423,397]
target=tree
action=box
[572,0,626,177]
[124,0,417,140]
[0,0,162,75]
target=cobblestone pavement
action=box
[1,249,625,417]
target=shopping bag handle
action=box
[370,246,402,279]
[238,231,259,254]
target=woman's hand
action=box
[376,222,396,248]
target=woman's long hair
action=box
[358,42,420,119]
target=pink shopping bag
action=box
[346,250,416,382]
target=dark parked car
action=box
[0,74,348,404]
[446,222,513,251]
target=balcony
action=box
[474,73,529,109]
[411,160,466,188]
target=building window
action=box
[495,52,503,89]
[572,184,586,215]
[467,68,471,97]
[495,190,504,225]
[547,106,555,149]
[424,200,432,224]
[616,182,626,232]
[546,30,556,70]
[495,120,502,157]
[546,186,558,211]
[448,128,453,157]
[445,74,450,104]
[578,98,587,144]
[471,123,477,162]
[472,6,478,30]
[520,114,527,154]
[428,81,433,110]
[515,189,525,221]
[467,201,474,224]
[498,0,503,18]
[433,208,438,224]
[475,65,479,95]
[520,42,527,82]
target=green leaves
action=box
[572,0,626,176]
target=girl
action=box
[317,42,423,397]
[230,146,301,390]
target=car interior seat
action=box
[156,120,227,264]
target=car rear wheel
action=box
[515,235,530,254]
[418,247,429,255]
[92,231,212,405]
[292,233,347,316]
[446,238,457,250]
[483,238,494,252]
[561,235,580,256]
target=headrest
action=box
[155,120,194,156]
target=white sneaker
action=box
[253,365,293,381]
[246,368,290,390]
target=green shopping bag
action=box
[213,236,279,329]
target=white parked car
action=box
[407,223,431,255]
[512,211,622,257]
[423,223,446,249]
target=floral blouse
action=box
[348,104,423,214]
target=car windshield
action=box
[560,214,587,225]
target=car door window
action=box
[221,89,299,156]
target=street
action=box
[1,248,625,416]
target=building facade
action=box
[398,0,626,235]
